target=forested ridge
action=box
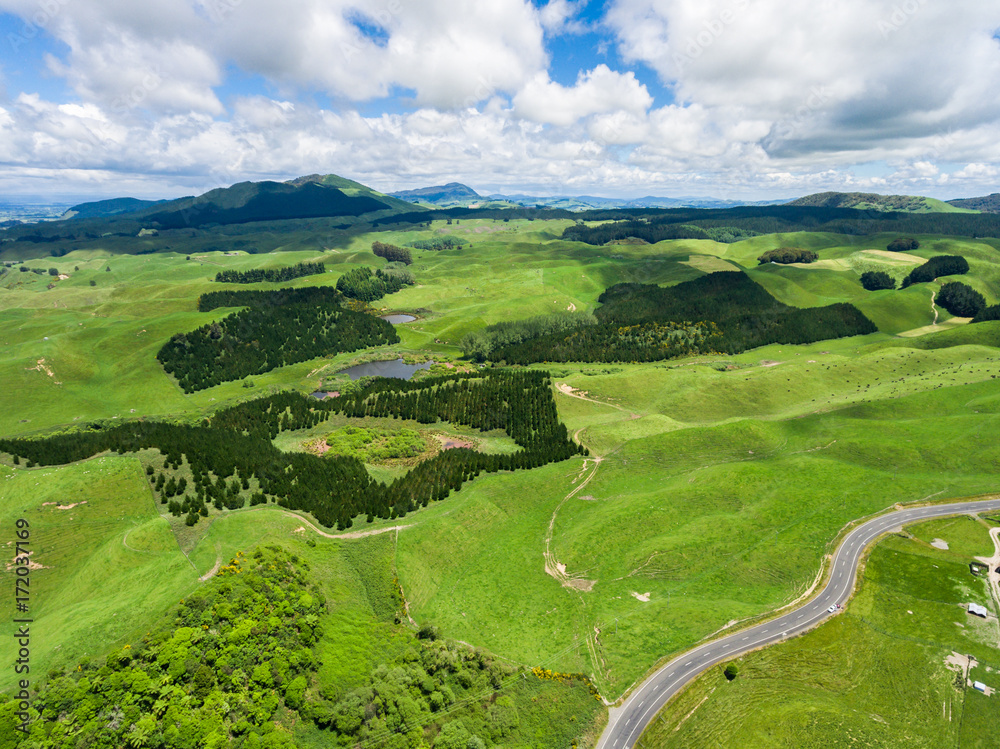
[486,271,876,364]
[557,205,1000,245]
[0,370,583,530]
[0,543,603,748]
[214,261,326,284]
[158,287,398,392]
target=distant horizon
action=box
[1,179,997,210]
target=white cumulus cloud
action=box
[513,65,652,126]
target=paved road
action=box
[597,497,1000,749]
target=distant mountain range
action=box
[21,176,1000,232]
[388,182,790,210]
[388,182,482,206]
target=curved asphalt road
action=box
[597,497,1000,749]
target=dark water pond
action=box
[380,314,417,324]
[337,358,432,380]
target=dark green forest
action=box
[158,287,398,392]
[460,312,596,362]
[557,206,1000,246]
[196,286,342,313]
[0,370,583,530]
[485,272,876,364]
[214,262,326,284]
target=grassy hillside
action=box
[1,217,1000,745]
[639,515,1000,748]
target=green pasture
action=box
[639,516,1000,748]
[2,219,1000,744]
[0,456,199,690]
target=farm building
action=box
[968,603,989,618]
[973,681,987,693]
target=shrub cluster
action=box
[901,255,969,287]
[335,266,414,301]
[972,304,1000,323]
[757,248,818,264]
[371,240,412,265]
[407,237,463,251]
[936,282,986,317]
[860,270,896,291]
[887,237,920,252]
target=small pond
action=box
[337,358,432,380]
[379,314,417,324]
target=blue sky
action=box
[0,0,998,201]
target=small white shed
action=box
[973,681,987,693]
[968,603,989,618]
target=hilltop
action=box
[61,197,166,220]
[788,191,973,213]
[389,181,483,207]
[56,174,419,229]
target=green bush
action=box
[902,255,969,287]
[887,237,920,252]
[757,247,818,264]
[937,282,986,317]
[972,304,1000,323]
[860,270,896,291]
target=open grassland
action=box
[0,456,199,690]
[638,516,1000,748]
[398,368,1000,697]
[2,219,1000,742]
[2,224,998,437]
